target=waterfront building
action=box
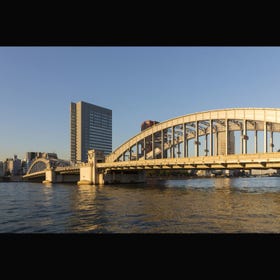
[5,155,22,176]
[70,101,112,163]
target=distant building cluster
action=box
[1,100,113,177]
[0,155,24,177]
[0,152,58,177]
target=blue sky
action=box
[1,46,280,161]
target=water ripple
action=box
[1,178,280,233]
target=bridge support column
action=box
[209,120,213,156]
[186,137,188,158]
[264,122,267,153]
[225,119,228,156]
[215,131,218,156]
[270,131,274,152]
[161,130,164,159]
[152,132,155,159]
[43,169,55,184]
[182,124,186,157]
[240,130,243,154]
[255,130,258,153]
[171,126,174,158]
[78,164,93,185]
[243,120,247,154]
[78,150,105,185]
[195,121,199,157]
[144,138,146,159]
[205,134,208,156]
[136,142,139,160]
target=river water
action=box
[1,177,280,233]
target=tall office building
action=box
[70,101,112,163]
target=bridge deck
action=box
[97,152,280,170]
[23,170,46,179]
[23,152,280,181]
[55,166,80,174]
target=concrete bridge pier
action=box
[42,169,80,184]
[42,169,55,184]
[42,169,66,184]
[77,149,147,185]
[77,150,105,185]
[78,164,93,185]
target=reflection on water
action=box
[67,184,98,232]
[1,177,280,233]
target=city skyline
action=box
[2,47,280,161]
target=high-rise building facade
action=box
[70,101,112,163]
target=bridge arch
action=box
[26,158,51,174]
[106,108,280,163]
[26,158,70,175]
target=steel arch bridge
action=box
[22,108,280,185]
[98,108,280,171]
[24,158,72,179]
[27,158,51,174]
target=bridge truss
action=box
[105,108,280,166]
